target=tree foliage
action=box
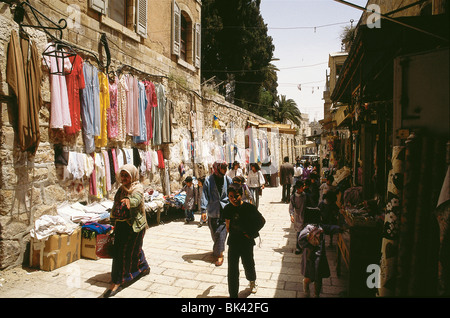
[270,95,302,126]
[201,0,276,116]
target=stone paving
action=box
[0,185,348,299]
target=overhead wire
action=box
[202,20,355,31]
[202,61,328,73]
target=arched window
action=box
[172,1,201,68]
[180,13,192,62]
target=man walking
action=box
[279,156,294,203]
[201,160,232,266]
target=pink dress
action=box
[117,75,128,142]
[126,74,140,136]
[43,42,72,129]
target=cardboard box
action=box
[30,227,81,271]
[81,235,99,260]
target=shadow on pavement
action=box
[182,251,215,264]
[195,285,228,298]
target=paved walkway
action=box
[0,185,348,299]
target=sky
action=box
[259,0,368,122]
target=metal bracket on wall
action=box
[12,0,67,40]
[8,1,111,74]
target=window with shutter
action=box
[172,0,181,57]
[194,22,201,68]
[89,0,106,14]
[107,0,126,25]
[136,0,147,38]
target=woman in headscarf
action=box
[201,160,233,266]
[102,164,149,297]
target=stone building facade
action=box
[0,0,297,269]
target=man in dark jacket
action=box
[223,184,266,298]
[279,156,294,203]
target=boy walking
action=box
[178,176,196,223]
[223,184,266,298]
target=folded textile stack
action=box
[57,201,112,224]
[165,192,185,209]
[81,222,112,239]
[144,190,166,214]
[30,215,79,241]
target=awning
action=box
[334,106,351,127]
[258,123,297,135]
[247,120,260,126]
[331,15,449,104]
[295,143,316,148]
[319,117,335,130]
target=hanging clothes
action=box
[89,153,97,196]
[182,139,190,162]
[124,148,133,165]
[161,99,173,143]
[6,30,42,155]
[111,148,119,176]
[146,151,152,172]
[117,74,128,142]
[152,83,166,145]
[126,74,139,136]
[95,72,110,148]
[133,81,148,144]
[133,147,142,168]
[108,76,119,139]
[116,148,125,169]
[43,42,72,129]
[151,150,159,173]
[144,80,157,141]
[379,146,405,297]
[107,148,117,185]
[132,76,140,136]
[66,151,82,180]
[64,54,85,135]
[84,153,95,178]
[81,62,101,153]
[95,152,105,198]
[157,150,165,169]
[138,149,147,175]
[102,150,111,192]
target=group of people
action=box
[176,160,265,225]
[102,159,265,298]
[281,156,342,297]
[101,155,340,298]
[200,160,266,298]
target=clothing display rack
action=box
[12,0,66,40]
